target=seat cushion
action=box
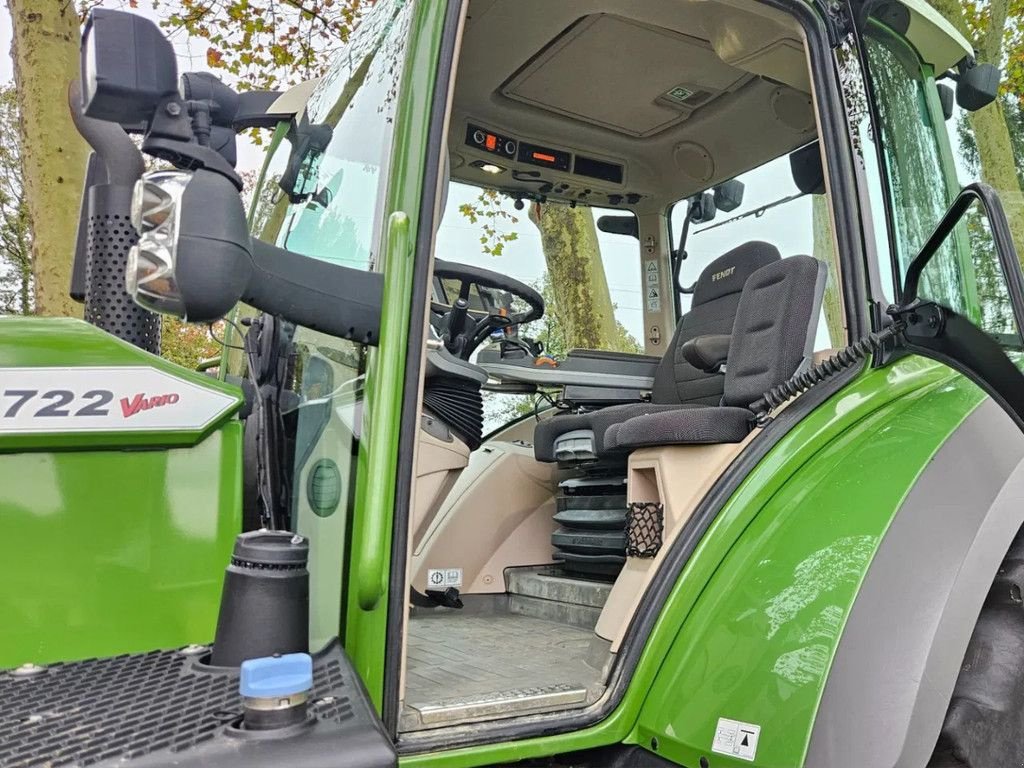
[534,403,698,462]
[604,406,754,451]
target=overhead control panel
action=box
[466,123,517,159]
[461,120,633,206]
[517,141,570,172]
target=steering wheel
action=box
[431,258,544,359]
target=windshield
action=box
[250,0,411,270]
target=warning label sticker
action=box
[426,568,462,589]
[712,717,760,762]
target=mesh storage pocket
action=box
[626,502,664,558]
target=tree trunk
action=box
[528,202,620,351]
[812,195,845,347]
[8,0,88,317]
[929,0,1024,263]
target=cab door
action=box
[850,1,1024,427]
[247,0,457,712]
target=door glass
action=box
[669,151,844,349]
[435,181,643,431]
[862,25,974,315]
[863,18,1024,348]
[247,0,414,649]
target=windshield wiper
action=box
[693,192,806,234]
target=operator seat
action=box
[604,254,829,451]
[534,241,781,463]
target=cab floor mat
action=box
[401,607,608,731]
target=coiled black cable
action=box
[750,321,906,423]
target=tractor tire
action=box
[928,528,1024,766]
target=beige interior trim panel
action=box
[596,436,757,651]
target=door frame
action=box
[383,0,878,758]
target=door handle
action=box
[356,211,412,611]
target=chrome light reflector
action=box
[127,170,191,317]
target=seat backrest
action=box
[651,241,780,406]
[723,255,828,408]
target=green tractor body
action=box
[3,1,1024,766]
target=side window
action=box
[862,26,973,313]
[435,181,643,431]
[669,152,844,349]
[252,0,413,270]
[246,0,414,650]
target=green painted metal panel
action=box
[0,317,244,667]
[0,317,242,451]
[631,358,986,767]
[1,419,243,667]
[398,358,982,768]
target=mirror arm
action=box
[245,239,384,346]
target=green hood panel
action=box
[0,318,244,667]
[0,318,242,451]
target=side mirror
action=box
[126,169,384,343]
[279,115,335,203]
[937,83,955,121]
[957,62,1001,112]
[690,191,717,224]
[81,9,178,124]
[596,214,639,239]
[714,179,744,212]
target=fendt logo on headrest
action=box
[711,266,736,282]
[120,392,181,419]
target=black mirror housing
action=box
[596,215,639,239]
[714,180,745,213]
[690,191,717,224]
[957,62,1001,112]
[80,9,179,124]
[937,82,955,121]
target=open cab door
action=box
[847,1,1024,433]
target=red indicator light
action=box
[532,152,557,163]
[485,134,497,151]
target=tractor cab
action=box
[6,0,1024,766]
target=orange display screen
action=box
[485,134,497,151]
[518,141,571,171]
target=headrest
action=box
[790,141,825,195]
[692,241,781,306]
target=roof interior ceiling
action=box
[501,14,751,138]
[452,0,818,210]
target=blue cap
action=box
[239,653,313,699]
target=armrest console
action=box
[681,334,730,373]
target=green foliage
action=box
[161,317,223,371]
[458,189,520,256]
[0,84,33,315]
[156,0,372,91]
